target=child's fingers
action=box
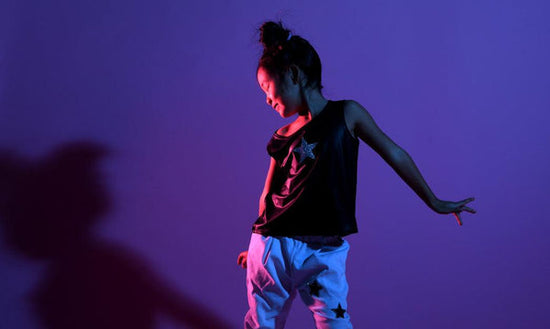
[460,197,475,206]
[456,197,476,214]
[462,206,476,214]
[237,253,248,269]
[453,212,463,226]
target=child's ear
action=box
[289,65,301,84]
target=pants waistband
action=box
[274,235,344,247]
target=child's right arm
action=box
[258,157,276,216]
[237,158,277,270]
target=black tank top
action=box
[252,100,359,237]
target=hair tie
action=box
[287,33,292,41]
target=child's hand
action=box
[432,197,476,226]
[237,250,248,269]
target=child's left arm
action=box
[344,100,476,225]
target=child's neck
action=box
[297,89,328,122]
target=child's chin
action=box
[279,110,293,118]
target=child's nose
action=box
[266,97,272,106]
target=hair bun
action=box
[259,21,291,50]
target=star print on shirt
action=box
[332,303,346,318]
[307,280,323,297]
[293,137,317,163]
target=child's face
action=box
[257,66,301,118]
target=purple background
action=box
[1,0,549,328]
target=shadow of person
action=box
[0,141,233,329]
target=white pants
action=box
[245,233,352,329]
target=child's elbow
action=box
[387,146,408,166]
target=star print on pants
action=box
[307,280,323,297]
[332,303,346,318]
[293,137,317,163]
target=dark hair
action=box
[258,21,323,91]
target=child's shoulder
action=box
[340,99,370,139]
[341,99,363,111]
[275,99,363,137]
[276,123,293,137]
[341,99,369,119]
[330,99,365,115]
[276,100,361,132]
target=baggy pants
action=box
[245,233,352,329]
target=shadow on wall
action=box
[0,141,233,329]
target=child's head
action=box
[257,21,323,93]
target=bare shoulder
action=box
[276,123,288,136]
[342,99,370,139]
[276,122,294,136]
[341,99,394,152]
[343,99,373,117]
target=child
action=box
[237,21,475,329]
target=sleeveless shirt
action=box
[252,100,359,237]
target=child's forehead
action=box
[257,67,270,79]
[257,67,283,85]
[257,68,274,87]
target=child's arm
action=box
[258,157,277,216]
[344,100,476,225]
[237,157,278,269]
